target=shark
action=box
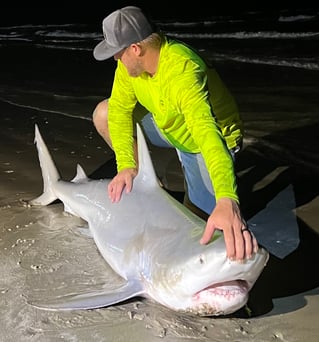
[28,123,269,316]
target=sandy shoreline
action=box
[1,94,319,341]
[1,35,319,341]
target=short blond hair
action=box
[139,32,163,49]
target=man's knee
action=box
[92,99,112,147]
[93,99,108,128]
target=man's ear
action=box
[131,43,143,57]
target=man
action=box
[92,6,258,261]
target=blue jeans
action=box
[141,113,237,215]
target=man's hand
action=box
[200,198,258,261]
[108,168,138,202]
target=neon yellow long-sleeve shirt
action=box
[108,35,243,202]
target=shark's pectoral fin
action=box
[28,280,144,311]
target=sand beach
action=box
[1,9,319,341]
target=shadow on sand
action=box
[236,123,319,317]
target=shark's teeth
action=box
[189,280,249,315]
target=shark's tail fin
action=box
[29,124,61,206]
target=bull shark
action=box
[28,123,269,316]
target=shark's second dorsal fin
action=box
[134,123,161,189]
[71,164,89,183]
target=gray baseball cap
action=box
[93,6,155,61]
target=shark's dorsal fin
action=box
[134,123,161,189]
[71,164,89,183]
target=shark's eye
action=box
[199,254,205,264]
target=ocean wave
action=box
[0,10,318,71]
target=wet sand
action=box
[1,46,319,341]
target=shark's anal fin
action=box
[73,225,93,238]
[28,280,144,311]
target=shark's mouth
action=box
[190,280,249,316]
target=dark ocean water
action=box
[1,8,318,70]
[0,7,318,172]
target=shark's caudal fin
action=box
[134,123,161,189]
[29,124,61,206]
[30,123,158,205]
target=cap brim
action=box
[93,40,124,61]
